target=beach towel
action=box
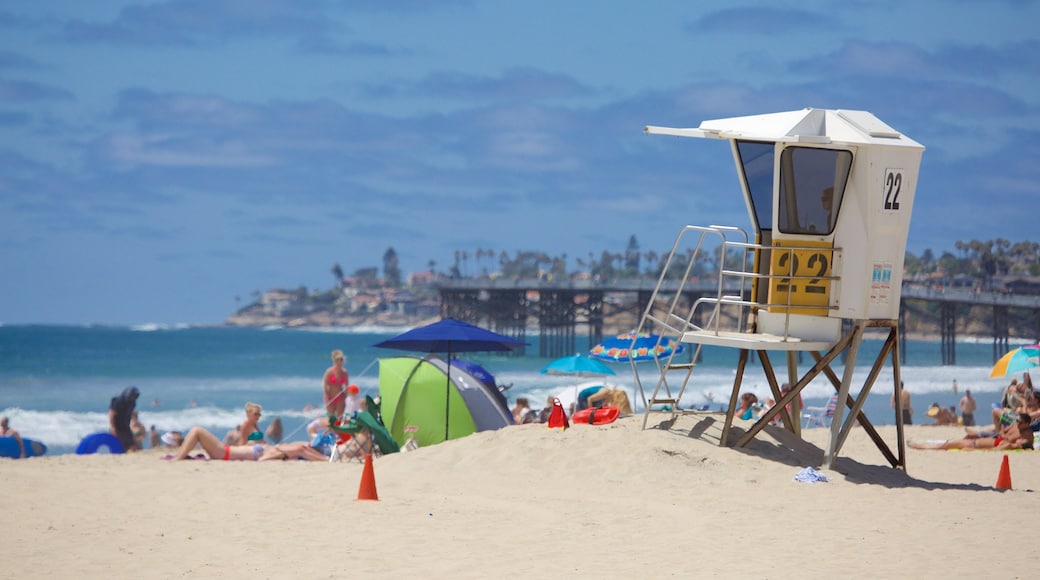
[793,467,830,483]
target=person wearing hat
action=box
[109,386,140,452]
[343,384,363,418]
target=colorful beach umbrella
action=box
[540,354,616,377]
[989,344,1040,379]
[589,331,683,363]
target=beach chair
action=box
[327,396,400,462]
[802,393,838,428]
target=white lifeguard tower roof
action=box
[646,108,923,149]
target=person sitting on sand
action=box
[586,388,633,414]
[160,431,184,448]
[926,403,957,426]
[536,396,555,423]
[511,397,532,425]
[265,417,284,444]
[168,426,327,461]
[576,385,605,412]
[735,392,759,420]
[911,413,1033,451]
[992,378,1031,430]
[223,425,240,446]
[237,402,265,444]
[1,416,26,458]
[343,385,363,417]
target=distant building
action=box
[349,293,381,313]
[260,290,296,316]
[408,271,437,287]
[1001,276,1040,294]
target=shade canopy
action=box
[989,345,1040,379]
[541,354,616,377]
[373,318,526,354]
[589,331,683,363]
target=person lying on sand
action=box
[910,413,1034,451]
[169,426,326,461]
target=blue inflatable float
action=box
[76,432,125,455]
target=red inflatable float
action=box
[571,406,621,425]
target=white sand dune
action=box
[1,415,1036,578]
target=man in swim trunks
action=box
[910,413,1033,450]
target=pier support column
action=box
[486,289,529,356]
[579,291,605,352]
[537,290,577,358]
[440,289,482,322]
[992,305,1009,362]
[940,302,957,365]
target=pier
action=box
[438,279,1040,362]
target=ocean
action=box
[0,324,1024,456]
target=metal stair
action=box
[632,225,754,428]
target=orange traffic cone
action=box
[995,454,1012,490]
[547,397,569,430]
[357,453,379,500]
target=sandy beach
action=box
[2,415,1037,579]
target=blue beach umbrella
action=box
[540,354,616,377]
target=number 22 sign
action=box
[883,169,903,211]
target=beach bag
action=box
[547,397,569,430]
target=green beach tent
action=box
[378,356,513,448]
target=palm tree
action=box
[331,263,344,287]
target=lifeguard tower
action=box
[634,108,924,469]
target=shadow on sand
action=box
[646,413,1019,493]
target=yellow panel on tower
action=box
[767,239,835,317]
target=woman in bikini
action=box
[168,426,326,461]
[130,410,147,449]
[323,350,349,420]
[236,402,265,445]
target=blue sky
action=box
[1,0,1037,325]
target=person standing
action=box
[130,410,147,450]
[323,350,349,420]
[109,386,140,452]
[959,389,977,426]
[891,381,913,425]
